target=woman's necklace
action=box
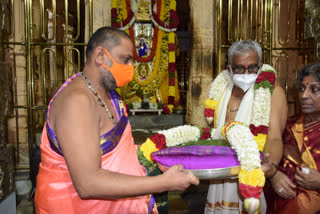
[79,72,117,125]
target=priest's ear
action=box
[92,46,107,65]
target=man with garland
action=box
[34,27,199,214]
[204,40,287,214]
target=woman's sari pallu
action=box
[265,114,320,214]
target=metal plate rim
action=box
[186,166,241,180]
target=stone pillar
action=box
[0,0,15,201]
[186,0,216,127]
[85,0,112,43]
[5,0,28,171]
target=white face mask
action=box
[230,68,258,92]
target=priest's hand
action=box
[157,163,168,172]
[161,164,200,191]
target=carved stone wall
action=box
[0,63,13,149]
[0,0,15,201]
[0,146,15,201]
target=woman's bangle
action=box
[269,163,279,179]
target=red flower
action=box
[111,8,117,19]
[150,134,166,150]
[255,72,276,86]
[151,0,179,29]
[249,124,268,136]
[169,10,180,27]
[204,108,214,117]
[168,62,175,73]
[239,183,262,199]
[169,78,175,86]
[201,128,211,140]
[163,104,170,114]
[125,104,130,114]
[202,128,211,132]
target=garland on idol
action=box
[111,0,178,112]
[111,0,179,32]
[167,0,177,112]
[128,0,169,95]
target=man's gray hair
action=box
[228,40,262,65]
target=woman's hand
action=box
[295,167,320,190]
[270,171,296,199]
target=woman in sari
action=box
[266,63,320,213]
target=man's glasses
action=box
[232,64,260,74]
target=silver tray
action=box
[186,166,240,180]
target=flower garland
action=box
[111,0,136,31]
[204,64,277,151]
[167,0,177,112]
[129,27,158,62]
[110,0,179,33]
[112,0,178,113]
[204,70,232,125]
[137,125,201,167]
[204,64,277,213]
[111,0,179,32]
[222,121,265,197]
[137,124,229,168]
[149,0,179,32]
[222,121,265,213]
[128,0,169,94]
[114,0,162,93]
[128,0,159,62]
[113,0,158,62]
[250,64,276,151]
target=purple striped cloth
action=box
[152,145,240,170]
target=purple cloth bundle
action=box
[152,145,240,170]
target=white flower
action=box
[208,70,231,100]
[211,128,223,140]
[158,125,200,147]
[251,87,271,126]
[226,124,261,171]
[244,197,260,214]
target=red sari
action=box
[266,114,320,214]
